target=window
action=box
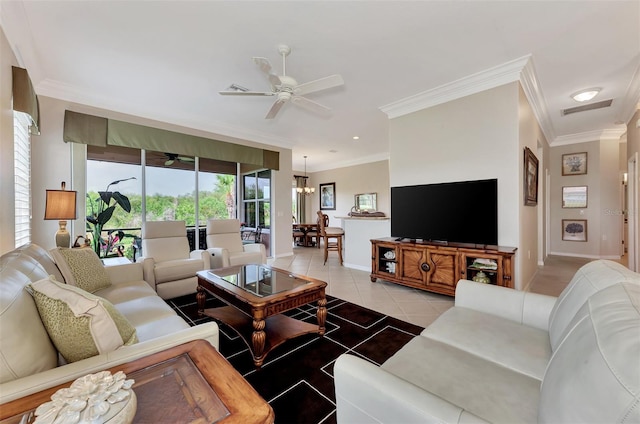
[243,170,271,229]
[14,112,31,247]
[86,146,236,256]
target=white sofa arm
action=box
[334,354,486,424]
[136,257,156,290]
[455,280,557,330]
[104,262,144,284]
[0,322,219,404]
[190,249,210,269]
[243,243,267,264]
[207,248,229,269]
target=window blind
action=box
[14,112,31,247]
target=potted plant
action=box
[86,177,136,258]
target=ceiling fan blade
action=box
[253,57,282,90]
[294,74,344,96]
[164,159,174,166]
[219,90,275,96]
[265,99,286,119]
[178,156,195,163]
[291,96,332,117]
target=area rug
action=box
[167,293,424,424]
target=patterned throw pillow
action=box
[50,247,111,293]
[26,277,138,363]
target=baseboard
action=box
[548,251,622,260]
[343,262,370,272]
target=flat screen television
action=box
[391,179,498,246]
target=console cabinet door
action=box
[398,245,428,286]
[371,241,398,278]
[425,248,458,294]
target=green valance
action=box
[12,66,40,135]
[63,110,280,170]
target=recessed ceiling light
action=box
[571,88,601,102]
[352,136,360,140]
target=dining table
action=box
[293,223,318,247]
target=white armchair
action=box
[206,219,266,269]
[137,220,210,299]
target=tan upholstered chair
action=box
[206,219,266,269]
[317,210,345,265]
[137,220,210,299]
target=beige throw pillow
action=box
[50,247,111,293]
[27,278,138,363]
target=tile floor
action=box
[268,245,618,328]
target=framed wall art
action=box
[524,147,539,206]
[562,219,587,242]
[562,152,588,176]
[319,182,336,210]
[562,186,588,208]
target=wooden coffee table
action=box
[197,265,327,367]
[0,340,274,424]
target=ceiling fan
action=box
[219,44,344,119]
[164,153,195,166]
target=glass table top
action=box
[208,264,312,297]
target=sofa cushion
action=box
[27,278,138,363]
[548,259,640,350]
[153,258,204,284]
[0,252,58,384]
[382,335,541,423]
[540,283,640,423]
[422,306,551,380]
[50,247,111,293]
[15,244,65,283]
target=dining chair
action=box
[316,210,345,265]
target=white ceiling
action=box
[2,1,639,172]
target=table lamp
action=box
[44,181,77,248]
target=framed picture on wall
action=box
[562,186,588,208]
[562,152,588,176]
[562,219,588,242]
[320,182,336,210]
[524,147,539,206]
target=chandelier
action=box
[296,156,315,195]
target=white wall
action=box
[389,84,520,246]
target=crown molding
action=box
[36,78,296,150]
[380,55,533,119]
[519,56,556,144]
[551,127,627,146]
[618,63,640,124]
[310,152,390,173]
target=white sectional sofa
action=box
[334,259,640,423]
[0,243,219,404]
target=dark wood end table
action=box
[0,340,274,424]
[197,265,327,367]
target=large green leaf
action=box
[97,205,116,225]
[112,192,132,213]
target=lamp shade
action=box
[44,190,77,220]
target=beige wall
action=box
[550,140,624,259]
[298,160,390,224]
[14,92,295,258]
[518,84,549,288]
[0,28,19,254]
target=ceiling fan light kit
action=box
[219,44,344,119]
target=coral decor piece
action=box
[33,371,136,424]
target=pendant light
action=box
[296,156,315,195]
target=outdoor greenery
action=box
[86,175,235,259]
